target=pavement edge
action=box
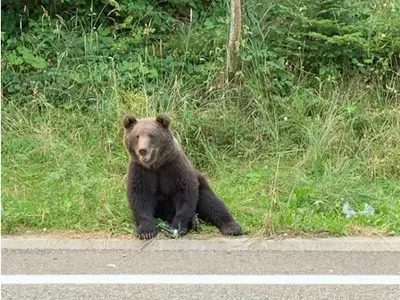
[2,236,400,252]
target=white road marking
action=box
[2,275,400,285]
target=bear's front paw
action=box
[220,221,243,236]
[137,224,158,240]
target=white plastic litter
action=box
[343,202,357,219]
[343,201,375,219]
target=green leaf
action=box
[108,0,119,9]
[16,46,47,69]
[124,15,133,24]
[6,53,24,65]
[204,19,215,29]
[30,56,47,69]
[69,71,85,84]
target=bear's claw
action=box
[137,224,158,240]
[191,214,200,231]
[138,231,158,239]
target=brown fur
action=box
[123,115,180,170]
[123,113,243,239]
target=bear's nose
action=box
[138,149,147,156]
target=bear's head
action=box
[123,114,179,169]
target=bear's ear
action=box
[156,114,171,129]
[123,114,137,129]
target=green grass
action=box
[2,0,400,238]
[2,82,400,237]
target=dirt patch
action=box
[1,229,226,241]
[1,230,131,240]
[346,225,392,237]
[2,226,395,241]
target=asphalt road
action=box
[2,249,400,275]
[3,285,400,300]
[2,238,400,299]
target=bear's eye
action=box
[149,134,154,138]
[136,135,139,139]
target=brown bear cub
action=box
[123,113,243,239]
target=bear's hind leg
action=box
[196,175,243,236]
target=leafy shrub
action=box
[243,0,400,95]
[2,0,400,108]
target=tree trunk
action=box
[227,0,242,82]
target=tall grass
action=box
[2,73,400,236]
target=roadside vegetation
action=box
[2,0,400,236]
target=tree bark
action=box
[227,0,242,82]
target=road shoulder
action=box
[2,236,400,251]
